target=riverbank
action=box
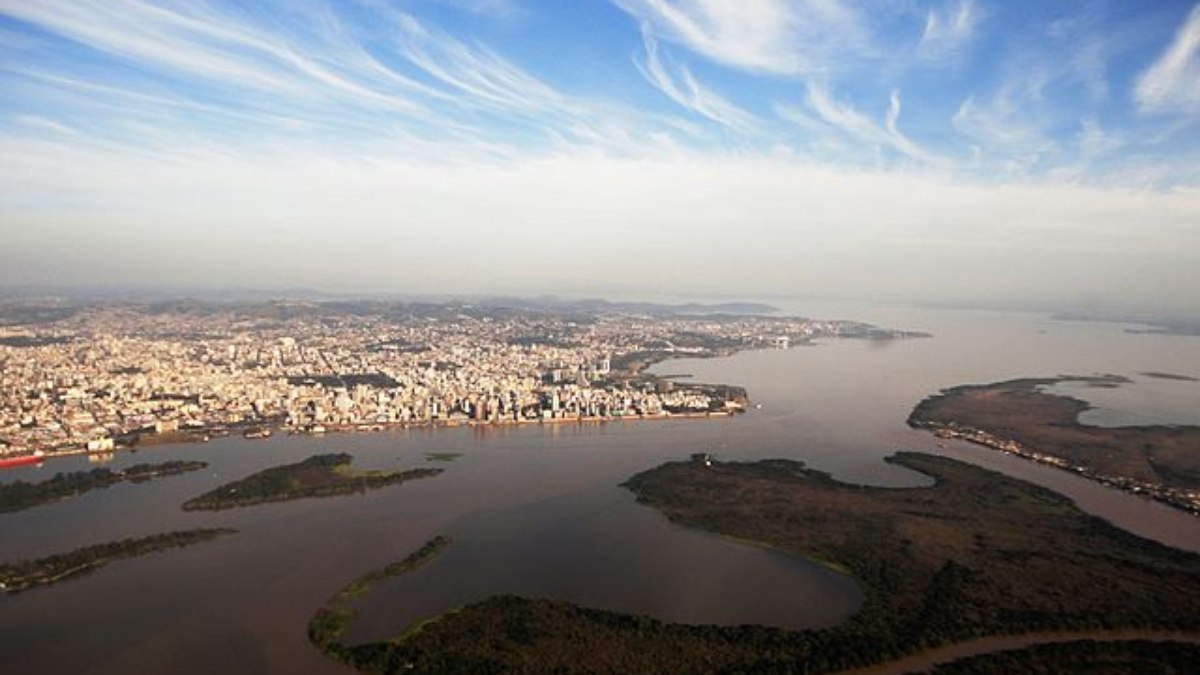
[17,409,740,470]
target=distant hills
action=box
[0,292,778,326]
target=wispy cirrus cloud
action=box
[612,0,868,75]
[952,90,1059,173]
[917,0,984,67]
[635,29,758,133]
[0,0,697,158]
[1136,5,1200,114]
[802,83,944,166]
[14,114,79,137]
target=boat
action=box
[242,427,272,439]
[0,450,46,469]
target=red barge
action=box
[0,450,46,469]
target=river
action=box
[0,303,1197,674]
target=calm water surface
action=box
[1,304,1198,674]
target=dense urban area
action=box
[0,299,914,461]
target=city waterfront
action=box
[1,303,1198,674]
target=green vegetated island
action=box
[0,460,208,513]
[908,375,1200,514]
[182,453,441,511]
[315,453,1200,674]
[0,528,235,593]
[309,535,452,666]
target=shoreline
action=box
[23,409,739,466]
[7,329,927,467]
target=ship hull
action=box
[0,453,45,469]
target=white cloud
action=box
[0,0,700,158]
[804,84,944,165]
[1077,118,1123,161]
[917,0,983,66]
[636,30,758,132]
[1135,5,1200,114]
[612,0,867,75]
[0,0,428,110]
[952,90,1058,172]
[421,0,518,18]
[2,141,1198,309]
[14,114,79,136]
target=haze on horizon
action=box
[2,1,1199,314]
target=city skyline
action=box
[2,1,1200,312]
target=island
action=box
[908,376,1200,514]
[181,453,441,511]
[308,453,1200,674]
[0,460,208,513]
[1141,371,1199,382]
[0,528,235,593]
[309,535,451,665]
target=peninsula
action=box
[0,528,235,593]
[181,453,441,511]
[0,460,207,513]
[311,453,1200,674]
[908,376,1200,514]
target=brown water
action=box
[1,304,1198,674]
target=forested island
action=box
[908,376,1200,513]
[0,528,235,593]
[182,453,441,511]
[317,453,1200,674]
[0,460,208,513]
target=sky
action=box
[1,1,1199,312]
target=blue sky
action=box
[2,1,1199,310]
